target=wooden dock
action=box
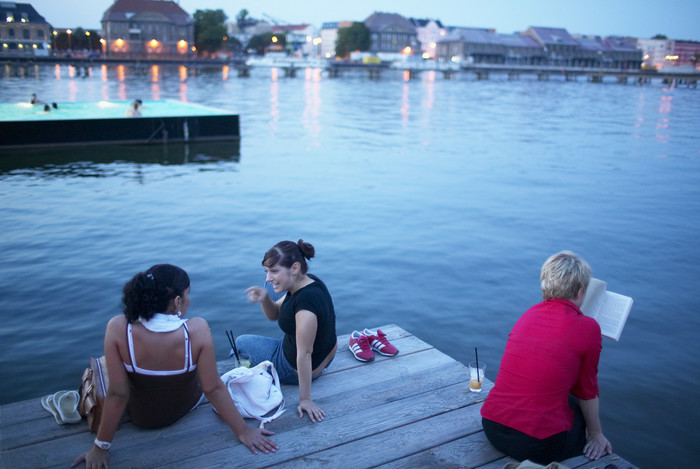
[0,324,638,468]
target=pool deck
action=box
[0,100,239,149]
[0,324,638,468]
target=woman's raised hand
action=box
[245,286,268,303]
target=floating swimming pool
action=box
[0,100,239,149]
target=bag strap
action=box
[255,361,281,387]
[252,360,286,428]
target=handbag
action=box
[77,356,109,432]
[218,360,286,427]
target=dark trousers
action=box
[482,396,587,464]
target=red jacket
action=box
[481,298,601,438]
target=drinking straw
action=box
[226,330,240,362]
[475,347,480,382]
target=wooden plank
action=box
[565,453,639,469]
[1,324,418,452]
[375,431,508,469]
[125,352,477,468]
[118,357,477,468]
[240,401,488,468]
[0,324,639,469]
[1,348,468,468]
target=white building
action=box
[411,18,446,59]
[320,21,352,59]
[272,24,319,57]
[636,38,675,70]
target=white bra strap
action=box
[127,323,138,367]
[183,323,193,370]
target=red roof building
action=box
[101,0,193,57]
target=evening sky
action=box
[26,0,700,42]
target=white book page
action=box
[581,278,607,318]
[597,291,633,341]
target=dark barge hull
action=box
[0,114,239,149]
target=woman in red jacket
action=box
[481,251,612,464]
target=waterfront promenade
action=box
[0,325,638,468]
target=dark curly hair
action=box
[262,239,315,274]
[122,264,190,323]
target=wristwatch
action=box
[94,438,111,450]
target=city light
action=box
[402,46,412,55]
[271,36,278,43]
[177,39,188,54]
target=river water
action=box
[1,64,698,466]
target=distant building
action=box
[364,11,417,60]
[410,18,445,59]
[0,2,52,57]
[573,35,641,69]
[636,38,700,70]
[603,36,642,70]
[522,26,580,65]
[227,18,272,52]
[320,21,352,59]
[271,24,317,57]
[436,25,641,70]
[101,0,193,58]
[670,41,700,68]
[435,27,544,65]
[636,38,675,69]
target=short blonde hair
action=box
[540,251,592,301]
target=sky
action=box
[26,0,700,41]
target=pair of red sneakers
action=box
[349,328,399,362]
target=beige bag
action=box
[78,356,109,432]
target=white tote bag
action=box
[218,360,286,427]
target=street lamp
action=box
[66,29,72,51]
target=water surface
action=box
[1,64,698,466]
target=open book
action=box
[580,278,633,341]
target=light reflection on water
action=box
[1,65,699,467]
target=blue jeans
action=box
[233,335,299,385]
[233,334,329,385]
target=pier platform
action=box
[0,325,638,468]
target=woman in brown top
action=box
[72,264,277,469]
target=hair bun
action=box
[297,239,315,260]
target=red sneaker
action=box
[363,328,399,356]
[349,330,375,362]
